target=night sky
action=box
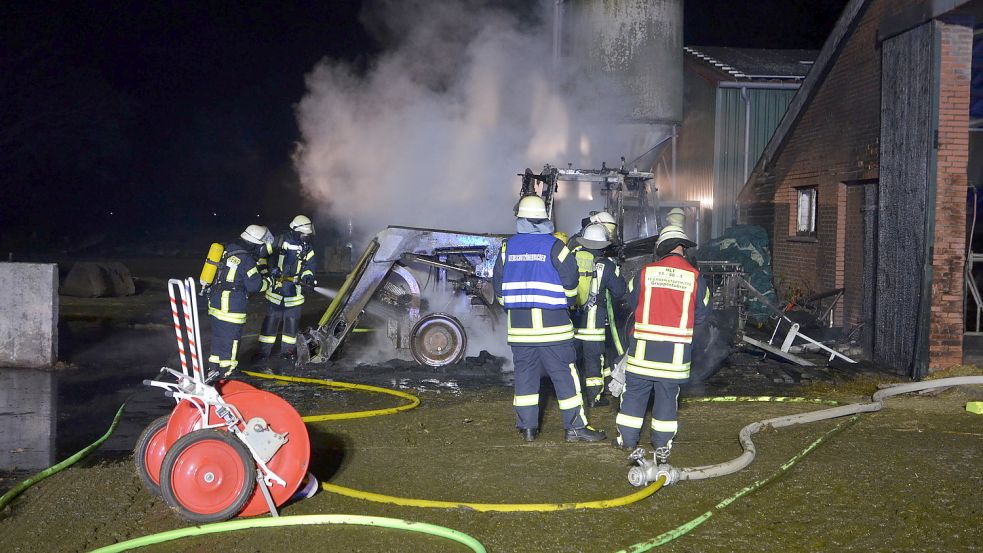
[1,0,845,246]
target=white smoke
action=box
[293,0,636,241]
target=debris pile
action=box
[694,225,776,321]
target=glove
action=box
[268,266,282,280]
[301,274,316,287]
[608,356,627,398]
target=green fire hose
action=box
[87,514,486,553]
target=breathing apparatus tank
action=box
[199,243,225,287]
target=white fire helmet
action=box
[655,225,695,256]
[241,224,273,246]
[579,223,611,250]
[666,208,686,227]
[514,195,549,219]
[290,215,315,235]
[589,211,617,238]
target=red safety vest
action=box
[632,254,699,344]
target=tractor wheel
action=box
[133,415,170,496]
[160,430,255,523]
[410,313,467,367]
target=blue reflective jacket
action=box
[500,234,567,310]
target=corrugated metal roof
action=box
[684,46,818,80]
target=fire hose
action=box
[615,376,983,551]
[86,515,486,553]
[629,376,983,486]
[4,373,980,551]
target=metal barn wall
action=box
[673,69,716,205]
[875,21,936,374]
[712,87,796,237]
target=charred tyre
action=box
[410,313,467,367]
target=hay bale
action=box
[61,261,135,297]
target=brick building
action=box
[738,0,980,376]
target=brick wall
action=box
[928,18,972,369]
[744,0,892,310]
[737,0,974,371]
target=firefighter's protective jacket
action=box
[493,233,579,345]
[625,252,710,379]
[207,241,270,324]
[263,230,316,307]
[570,246,627,341]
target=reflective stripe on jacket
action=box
[493,232,579,345]
[208,242,269,325]
[574,256,626,341]
[264,231,316,306]
[626,253,710,379]
[500,234,569,310]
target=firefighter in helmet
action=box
[207,224,274,378]
[254,215,317,363]
[492,195,606,442]
[570,222,627,407]
[613,225,710,464]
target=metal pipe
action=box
[671,124,678,195]
[742,87,751,183]
[718,81,801,90]
[402,254,475,276]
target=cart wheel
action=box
[160,430,255,523]
[410,313,467,367]
[133,415,170,496]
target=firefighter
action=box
[254,215,317,362]
[207,224,274,378]
[571,210,617,246]
[572,222,627,407]
[493,195,606,443]
[666,207,686,228]
[613,225,710,464]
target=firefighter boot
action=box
[519,428,539,442]
[564,425,607,442]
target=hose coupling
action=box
[628,457,678,487]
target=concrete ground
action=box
[1,256,981,552]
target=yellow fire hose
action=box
[1,364,893,552]
[245,370,669,511]
[241,371,421,421]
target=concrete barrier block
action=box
[0,369,56,470]
[0,263,58,367]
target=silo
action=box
[551,0,683,236]
[563,0,683,124]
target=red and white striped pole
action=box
[167,279,191,377]
[177,281,203,381]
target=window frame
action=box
[794,186,818,238]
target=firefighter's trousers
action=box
[575,339,606,403]
[258,303,301,356]
[511,344,589,431]
[615,372,680,449]
[208,317,244,376]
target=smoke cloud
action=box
[293,0,635,241]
